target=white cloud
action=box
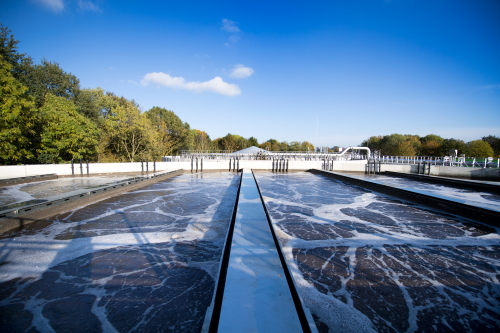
[229,65,254,79]
[78,0,100,12]
[34,0,64,12]
[141,72,241,96]
[221,19,240,33]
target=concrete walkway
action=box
[217,170,302,333]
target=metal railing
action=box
[375,155,500,168]
[168,152,369,162]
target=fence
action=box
[376,155,500,168]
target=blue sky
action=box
[1,0,499,147]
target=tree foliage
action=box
[102,100,155,162]
[482,136,500,157]
[0,57,38,164]
[37,94,99,163]
[467,140,494,158]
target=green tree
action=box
[248,136,259,147]
[0,57,38,164]
[361,135,383,152]
[260,138,280,151]
[288,141,302,151]
[467,140,494,158]
[24,59,81,108]
[421,134,444,144]
[144,106,190,155]
[102,100,156,162]
[0,25,34,82]
[73,87,105,122]
[220,133,239,151]
[379,134,408,155]
[394,141,416,156]
[192,129,212,151]
[301,141,315,152]
[421,140,442,156]
[482,135,500,157]
[440,138,468,156]
[38,94,99,163]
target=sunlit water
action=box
[0,172,239,332]
[255,172,500,333]
[347,174,500,212]
[0,175,152,209]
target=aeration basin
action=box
[0,170,499,333]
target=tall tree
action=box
[440,138,468,156]
[24,59,81,108]
[260,138,280,151]
[248,136,259,147]
[0,57,38,164]
[395,141,416,156]
[0,25,33,81]
[192,130,212,150]
[144,106,190,155]
[103,100,156,162]
[37,94,99,163]
[467,140,494,158]
[482,135,500,157]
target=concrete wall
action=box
[430,165,500,180]
[2,160,498,180]
[0,162,192,180]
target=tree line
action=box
[0,25,318,165]
[361,134,500,158]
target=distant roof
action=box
[233,146,267,154]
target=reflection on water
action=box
[255,171,500,333]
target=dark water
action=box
[0,172,239,332]
[255,172,500,333]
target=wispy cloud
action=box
[221,19,240,33]
[33,0,64,12]
[222,19,242,45]
[228,36,240,43]
[141,72,241,96]
[477,84,500,90]
[229,65,254,79]
[78,0,100,12]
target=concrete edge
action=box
[252,170,319,333]
[201,171,243,333]
[0,170,185,235]
[0,174,59,186]
[382,171,500,195]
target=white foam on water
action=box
[0,172,238,283]
[255,171,500,333]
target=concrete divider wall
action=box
[0,162,189,179]
[430,165,500,180]
[2,160,498,180]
